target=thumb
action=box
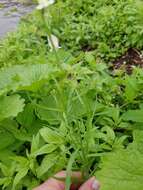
[33,171,82,190]
[33,178,65,190]
[79,177,100,190]
[33,171,65,190]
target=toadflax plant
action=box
[0,53,143,189]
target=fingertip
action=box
[79,177,100,190]
[33,171,83,190]
[32,178,65,190]
[92,179,100,190]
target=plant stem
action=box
[41,9,62,68]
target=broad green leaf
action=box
[0,163,10,176]
[36,154,58,177]
[0,95,25,121]
[40,128,64,144]
[0,162,15,178]
[129,130,143,154]
[12,168,29,190]
[97,130,143,190]
[69,96,93,120]
[0,119,31,142]
[11,156,29,167]
[0,131,15,150]
[32,144,57,157]
[124,76,138,102]
[0,64,57,94]
[0,150,15,163]
[97,107,120,124]
[36,95,62,125]
[101,126,115,145]
[36,93,96,124]
[17,104,35,128]
[122,109,143,122]
[97,149,143,190]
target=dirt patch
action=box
[113,48,143,74]
[81,44,93,52]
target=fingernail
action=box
[92,179,100,190]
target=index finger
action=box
[33,171,82,190]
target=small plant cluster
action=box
[51,0,143,58]
[0,0,143,190]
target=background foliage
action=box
[0,0,143,190]
[1,0,143,68]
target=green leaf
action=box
[17,103,35,128]
[36,154,58,177]
[65,150,78,190]
[0,177,12,189]
[11,156,29,167]
[0,64,57,94]
[97,107,120,124]
[85,52,96,68]
[69,96,93,120]
[0,131,15,150]
[0,162,15,178]
[12,168,28,190]
[124,76,138,102]
[97,130,143,190]
[0,119,31,142]
[40,128,64,144]
[0,163,10,176]
[0,95,25,121]
[122,109,143,122]
[0,150,15,163]
[36,93,95,124]
[32,144,57,157]
[31,134,40,154]
[129,130,143,154]
[101,126,116,145]
[36,95,62,125]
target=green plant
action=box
[0,52,143,189]
[1,0,143,189]
[1,0,143,68]
[97,130,143,190]
[49,0,143,60]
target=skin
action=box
[33,171,100,190]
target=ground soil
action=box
[113,48,143,74]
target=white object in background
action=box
[37,0,55,10]
[48,34,60,51]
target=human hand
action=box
[33,171,100,190]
